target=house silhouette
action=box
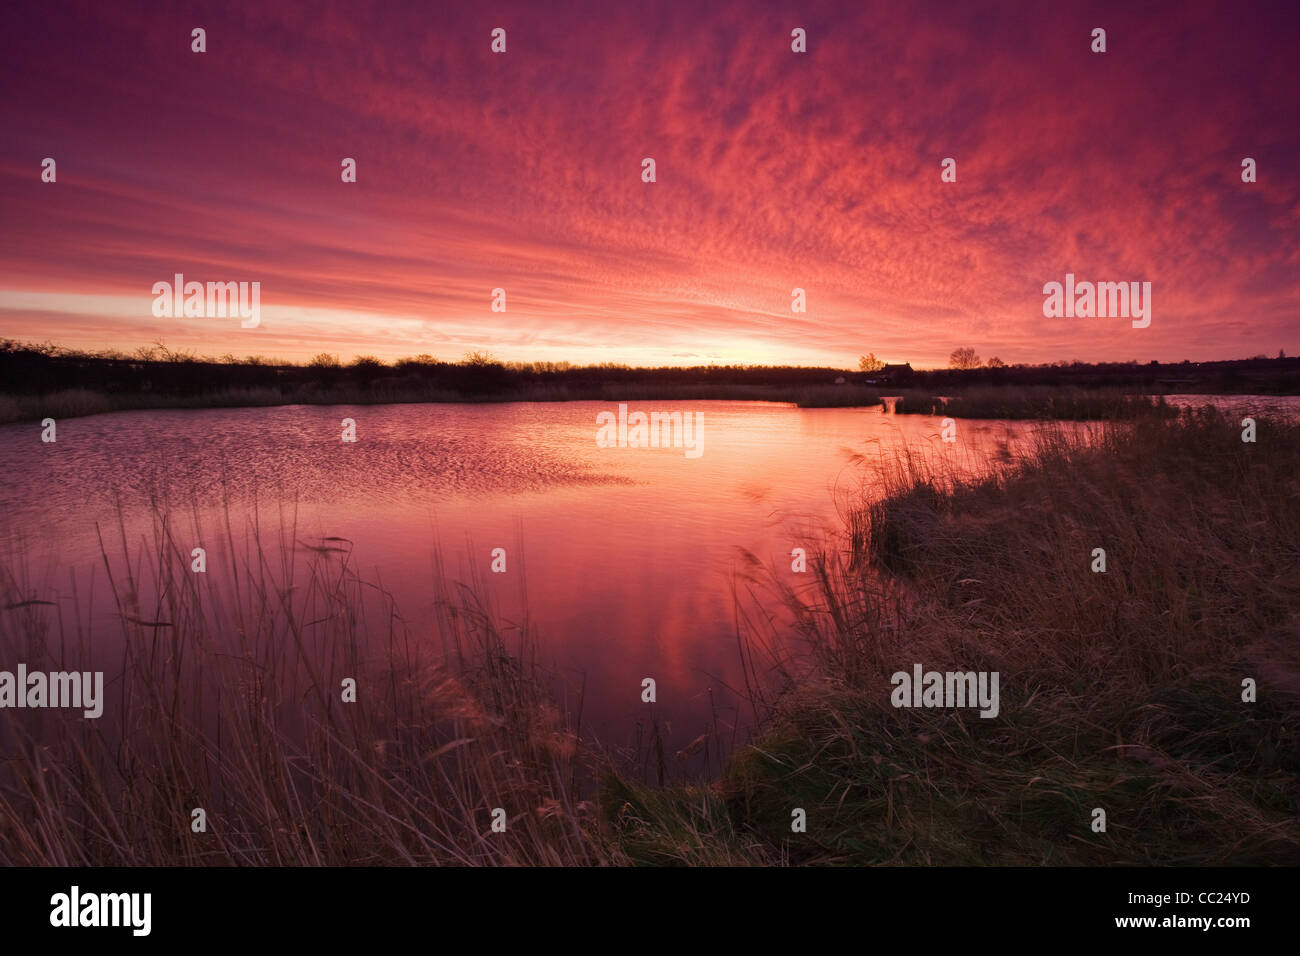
[866,362,914,385]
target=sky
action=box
[1,0,1297,368]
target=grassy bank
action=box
[0,383,811,424]
[0,383,1186,424]
[1,409,1296,865]
[610,408,1300,864]
[843,386,1181,419]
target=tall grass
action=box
[793,385,882,408]
[889,386,1178,420]
[0,502,615,865]
[611,408,1300,864]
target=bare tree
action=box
[986,356,1005,368]
[949,346,981,370]
[858,353,885,372]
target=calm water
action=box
[0,395,1293,768]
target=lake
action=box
[0,395,1293,774]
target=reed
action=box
[887,386,1178,420]
[0,500,616,865]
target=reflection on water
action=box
[1,396,1294,769]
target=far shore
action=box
[2,344,1296,424]
[2,381,1294,425]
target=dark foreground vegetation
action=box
[1,340,1296,423]
[1,407,1295,864]
[800,385,1181,419]
[613,408,1300,864]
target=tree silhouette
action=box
[349,355,385,388]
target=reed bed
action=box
[0,383,1185,424]
[886,386,1179,420]
[0,383,814,424]
[610,407,1300,864]
[0,502,615,865]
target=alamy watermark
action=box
[152,273,260,328]
[595,403,704,458]
[0,664,103,718]
[50,886,150,936]
[891,664,999,718]
[1043,273,1151,328]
